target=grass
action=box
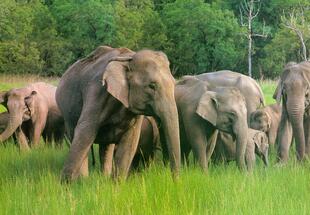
[0,75,308,215]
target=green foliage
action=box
[113,0,168,50]
[0,0,309,78]
[162,0,245,76]
[0,0,43,74]
[51,0,115,59]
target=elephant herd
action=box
[0,46,309,182]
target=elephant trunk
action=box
[287,98,305,161]
[0,112,22,142]
[157,100,181,178]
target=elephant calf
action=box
[250,104,281,146]
[98,116,161,175]
[212,128,269,170]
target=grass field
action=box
[0,76,309,215]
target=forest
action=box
[0,0,309,78]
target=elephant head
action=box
[0,89,37,142]
[250,109,271,132]
[252,129,269,166]
[274,61,310,161]
[196,87,248,170]
[101,48,180,175]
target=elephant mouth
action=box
[129,104,154,116]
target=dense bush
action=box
[0,0,309,78]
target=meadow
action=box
[1,76,310,215]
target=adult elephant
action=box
[0,82,65,150]
[195,70,265,120]
[56,46,180,182]
[273,61,310,162]
[175,76,248,171]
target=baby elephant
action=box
[212,128,269,170]
[250,104,281,146]
[98,116,161,175]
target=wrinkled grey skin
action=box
[98,116,161,176]
[250,104,281,146]
[175,77,248,171]
[212,128,269,170]
[195,70,265,120]
[0,83,65,150]
[0,112,9,132]
[273,61,310,163]
[56,46,180,182]
[0,112,16,144]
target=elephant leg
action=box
[277,109,293,163]
[246,103,258,124]
[267,124,278,147]
[31,124,44,147]
[79,156,89,177]
[304,116,310,157]
[180,121,191,166]
[183,116,208,172]
[53,128,64,148]
[99,143,115,176]
[245,139,255,171]
[61,117,101,182]
[15,127,29,151]
[113,116,143,180]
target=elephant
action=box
[174,76,248,171]
[0,112,9,133]
[56,46,180,182]
[195,70,265,120]
[250,104,281,146]
[273,61,310,162]
[98,116,161,176]
[0,82,65,150]
[212,128,269,170]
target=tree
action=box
[162,0,245,76]
[0,0,43,74]
[113,0,168,50]
[239,0,267,77]
[51,0,115,59]
[282,8,310,61]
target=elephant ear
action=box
[273,63,295,103]
[253,131,267,152]
[196,91,218,126]
[25,91,37,111]
[0,91,8,104]
[102,57,133,108]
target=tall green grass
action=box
[0,76,308,215]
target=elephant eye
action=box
[149,82,157,90]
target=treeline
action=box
[0,0,309,78]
